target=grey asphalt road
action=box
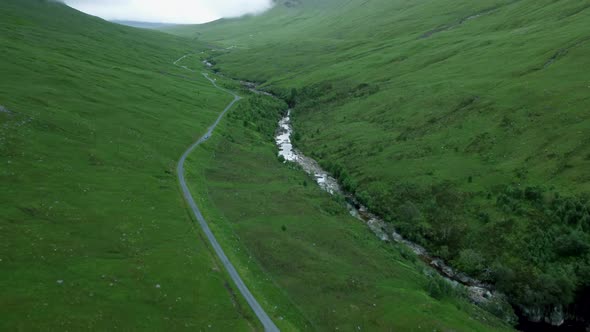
[174,58,280,332]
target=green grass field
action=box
[0,1,514,330]
[3,0,589,329]
[0,0,260,330]
[169,0,590,324]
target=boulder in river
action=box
[545,305,565,326]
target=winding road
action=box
[174,55,280,332]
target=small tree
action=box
[288,88,298,107]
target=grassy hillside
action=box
[0,0,259,330]
[0,1,515,330]
[168,0,590,323]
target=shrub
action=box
[455,249,486,276]
[554,231,589,257]
[357,190,371,207]
[480,295,518,326]
[426,274,457,300]
[398,246,416,263]
[524,186,544,202]
[342,176,357,192]
[288,88,298,106]
[398,201,422,222]
[477,211,491,223]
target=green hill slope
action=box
[168,0,590,326]
[0,1,516,331]
[0,0,259,330]
[175,54,514,332]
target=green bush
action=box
[455,249,486,276]
[480,295,518,326]
[554,231,589,257]
[426,274,458,301]
[524,186,544,202]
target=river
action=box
[273,109,589,332]
[275,110,494,301]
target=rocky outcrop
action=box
[548,306,565,326]
[520,305,565,326]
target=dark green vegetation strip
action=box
[168,0,590,323]
[0,1,259,330]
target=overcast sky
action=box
[61,0,274,24]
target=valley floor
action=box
[179,55,513,332]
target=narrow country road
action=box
[174,55,280,332]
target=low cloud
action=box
[60,0,274,24]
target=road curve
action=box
[175,56,280,332]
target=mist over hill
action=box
[58,0,275,24]
[111,20,176,29]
